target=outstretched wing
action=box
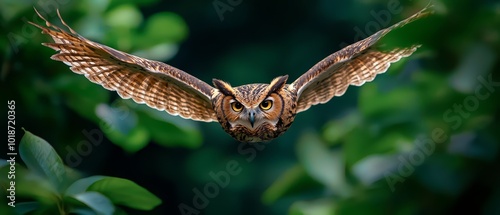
[290,6,431,113]
[30,9,217,122]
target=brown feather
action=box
[291,6,431,113]
[30,9,217,122]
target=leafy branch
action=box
[0,130,161,215]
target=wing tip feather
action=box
[32,8,219,124]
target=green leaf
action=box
[414,71,457,115]
[52,75,110,123]
[262,164,321,204]
[19,129,68,192]
[296,132,351,197]
[105,4,143,29]
[336,189,391,215]
[343,120,418,167]
[0,159,7,168]
[358,82,419,121]
[449,43,495,93]
[72,192,115,215]
[289,199,337,215]
[101,124,150,153]
[64,167,84,189]
[0,164,58,204]
[132,43,179,61]
[69,208,98,215]
[88,177,162,210]
[65,176,106,196]
[108,0,159,9]
[351,154,399,186]
[95,101,149,152]
[136,110,202,148]
[14,202,39,215]
[143,12,188,44]
[96,103,138,134]
[322,111,361,145]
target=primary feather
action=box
[30,9,218,122]
[290,6,431,113]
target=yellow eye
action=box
[260,100,273,110]
[231,102,243,112]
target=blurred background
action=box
[1,0,499,214]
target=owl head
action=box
[212,75,297,142]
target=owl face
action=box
[223,91,283,130]
[212,76,297,142]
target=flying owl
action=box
[30,7,430,142]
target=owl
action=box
[30,7,430,143]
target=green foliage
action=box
[1,0,499,214]
[52,75,111,123]
[296,133,351,196]
[87,177,162,210]
[289,199,337,215]
[143,12,188,44]
[19,130,68,193]
[263,68,500,214]
[0,130,161,214]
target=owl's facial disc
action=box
[227,97,278,130]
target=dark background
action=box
[1,0,499,214]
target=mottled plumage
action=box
[30,7,430,142]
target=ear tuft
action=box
[267,75,288,94]
[213,79,235,96]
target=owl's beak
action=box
[249,111,256,128]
